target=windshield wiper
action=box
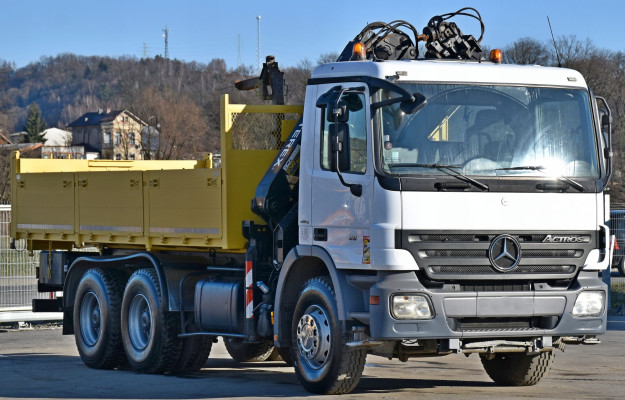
[395,163,489,191]
[496,165,585,192]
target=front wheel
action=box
[291,277,366,395]
[480,351,555,386]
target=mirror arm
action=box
[335,154,362,197]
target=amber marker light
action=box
[370,295,380,305]
[490,49,503,64]
[353,42,366,60]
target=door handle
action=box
[314,228,327,241]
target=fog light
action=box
[572,291,605,317]
[391,294,432,319]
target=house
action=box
[67,109,147,160]
[42,128,72,146]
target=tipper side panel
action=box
[146,168,223,248]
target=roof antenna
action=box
[547,16,562,67]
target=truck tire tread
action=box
[170,335,213,373]
[480,350,555,386]
[73,268,126,369]
[224,338,274,362]
[121,268,182,374]
[292,276,366,395]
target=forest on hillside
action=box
[0,34,625,201]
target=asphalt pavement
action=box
[0,326,623,400]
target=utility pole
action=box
[256,15,261,73]
[143,42,149,58]
[237,34,242,68]
[162,26,170,59]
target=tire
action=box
[73,268,126,369]
[272,347,293,366]
[291,277,366,395]
[480,350,555,386]
[170,335,213,373]
[121,269,182,374]
[617,256,625,277]
[224,338,274,362]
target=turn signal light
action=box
[490,49,503,64]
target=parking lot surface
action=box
[0,326,623,399]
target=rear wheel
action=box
[224,338,274,362]
[121,269,181,374]
[73,268,126,369]
[291,277,366,395]
[480,351,555,386]
[170,335,213,373]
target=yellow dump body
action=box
[11,95,303,252]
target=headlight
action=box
[572,291,605,317]
[391,294,433,320]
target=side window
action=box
[320,92,367,174]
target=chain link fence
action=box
[0,205,46,313]
[609,203,625,313]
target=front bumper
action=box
[368,270,607,340]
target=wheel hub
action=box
[128,294,152,351]
[296,305,332,369]
[80,291,101,347]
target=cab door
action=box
[309,84,374,269]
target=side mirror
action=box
[601,114,611,133]
[329,123,350,172]
[317,87,365,123]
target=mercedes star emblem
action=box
[488,234,521,272]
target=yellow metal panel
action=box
[13,172,75,235]
[77,171,144,236]
[222,149,275,249]
[281,119,299,141]
[220,94,303,250]
[147,168,222,242]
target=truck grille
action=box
[398,231,596,281]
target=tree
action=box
[23,102,47,143]
[317,52,339,65]
[503,37,551,65]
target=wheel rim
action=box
[296,305,332,369]
[128,293,152,351]
[80,291,101,346]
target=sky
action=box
[1,0,625,71]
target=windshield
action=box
[378,84,598,178]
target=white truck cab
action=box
[276,57,611,392]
